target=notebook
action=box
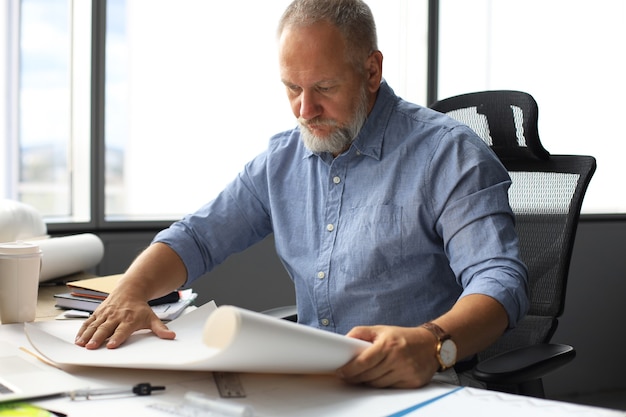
[0,340,87,403]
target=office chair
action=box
[264,90,596,398]
[429,90,596,397]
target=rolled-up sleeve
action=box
[432,126,529,328]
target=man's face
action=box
[279,21,371,155]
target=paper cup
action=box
[0,241,42,324]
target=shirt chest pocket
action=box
[335,204,404,280]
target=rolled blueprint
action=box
[26,233,104,282]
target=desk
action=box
[36,272,95,321]
[6,293,623,416]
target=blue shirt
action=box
[154,81,529,335]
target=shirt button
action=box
[320,318,330,326]
[326,224,334,232]
[317,271,325,279]
[333,176,341,184]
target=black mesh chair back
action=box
[430,91,596,395]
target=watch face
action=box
[439,339,457,367]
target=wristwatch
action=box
[421,322,458,371]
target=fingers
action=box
[75,303,176,349]
[339,350,429,388]
[344,325,377,342]
[337,338,386,380]
[103,320,143,349]
[150,316,177,340]
[337,325,435,388]
[75,316,106,348]
[339,345,418,388]
[75,313,131,350]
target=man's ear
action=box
[366,50,383,92]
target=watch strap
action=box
[422,322,456,371]
[421,322,450,341]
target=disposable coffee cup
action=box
[0,241,42,324]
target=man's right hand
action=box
[74,293,176,349]
[74,243,188,349]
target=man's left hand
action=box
[336,325,439,388]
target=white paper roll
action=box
[0,199,47,242]
[26,234,105,282]
[201,305,370,373]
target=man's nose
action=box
[299,90,321,120]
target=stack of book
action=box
[53,274,197,321]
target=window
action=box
[0,0,91,222]
[103,0,428,221]
[5,1,626,224]
[439,0,626,214]
[3,0,428,226]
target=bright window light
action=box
[439,0,626,214]
[104,0,428,220]
[0,0,91,222]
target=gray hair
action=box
[278,0,378,69]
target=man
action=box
[76,0,528,389]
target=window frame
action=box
[1,1,20,200]
[30,0,626,236]
[56,0,435,233]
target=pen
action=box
[184,391,254,417]
[69,383,165,400]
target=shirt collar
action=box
[351,80,396,161]
[300,80,397,161]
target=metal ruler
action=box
[213,372,246,398]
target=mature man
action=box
[76,0,528,389]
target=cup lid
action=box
[0,241,41,255]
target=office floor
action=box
[555,389,626,412]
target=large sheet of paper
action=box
[5,319,623,417]
[25,302,370,373]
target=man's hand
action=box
[74,294,176,350]
[336,295,510,388]
[74,243,188,350]
[336,325,439,388]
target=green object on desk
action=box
[0,402,57,417]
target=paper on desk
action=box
[24,302,370,373]
[417,384,626,417]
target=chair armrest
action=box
[261,305,298,322]
[473,343,576,384]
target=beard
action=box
[298,86,369,155]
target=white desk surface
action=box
[1,321,624,417]
[7,288,626,417]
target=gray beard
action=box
[299,89,369,155]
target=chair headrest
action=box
[430,90,551,161]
